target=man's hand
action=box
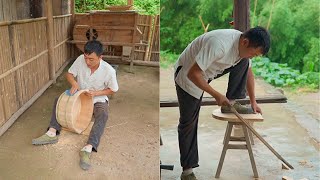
[251,101,262,114]
[70,82,79,95]
[215,93,230,106]
[84,90,96,97]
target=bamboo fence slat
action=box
[0,26,13,75]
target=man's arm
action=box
[246,68,262,113]
[65,72,79,94]
[85,88,115,97]
[187,62,230,106]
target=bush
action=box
[252,57,319,89]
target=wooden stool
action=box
[212,109,264,178]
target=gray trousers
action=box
[176,59,249,169]
[49,98,108,152]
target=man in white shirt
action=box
[175,27,270,179]
[32,40,119,170]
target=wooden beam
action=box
[103,57,159,67]
[160,95,287,108]
[233,0,250,32]
[45,0,55,82]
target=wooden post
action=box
[147,15,158,62]
[70,0,75,24]
[45,0,55,82]
[233,0,250,137]
[234,0,250,31]
[144,16,153,61]
[70,0,76,58]
[129,12,138,72]
[266,0,276,30]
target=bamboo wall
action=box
[53,14,72,73]
[0,0,31,21]
[0,15,74,133]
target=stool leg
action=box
[223,123,230,145]
[242,124,258,178]
[215,122,233,178]
[248,122,254,145]
[249,130,254,145]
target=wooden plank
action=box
[212,109,264,122]
[102,57,159,67]
[227,144,247,149]
[160,95,288,108]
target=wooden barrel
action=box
[56,90,94,134]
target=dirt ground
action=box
[0,65,159,180]
[160,68,320,180]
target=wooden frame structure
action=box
[71,12,159,68]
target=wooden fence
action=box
[0,15,75,136]
[135,14,159,62]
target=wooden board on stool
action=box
[62,121,94,136]
[212,109,264,122]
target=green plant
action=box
[252,57,319,89]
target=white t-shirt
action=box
[174,29,242,99]
[68,54,119,103]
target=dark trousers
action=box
[49,98,109,152]
[176,59,249,169]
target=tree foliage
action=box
[161,0,319,73]
[75,0,159,15]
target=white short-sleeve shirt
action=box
[68,54,119,103]
[174,29,242,99]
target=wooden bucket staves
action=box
[56,90,93,134]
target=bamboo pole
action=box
[147,15,158,62]
[253,0,258,27]
[198,15,210,33]
[144,16,153,61]
[266,0,276,30]
[229,105,294,169]
[45,0,55,82]
[53,14,72,19]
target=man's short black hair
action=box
[243,26,270,55]
[84,40,104,56]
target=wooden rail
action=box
[160,95,287,108]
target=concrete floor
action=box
[160,68,320,180]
